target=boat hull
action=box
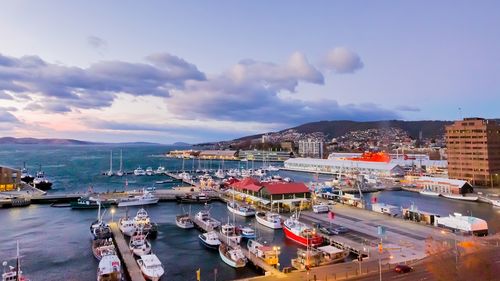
[227,204,255,217]
[492,200,500,207]
[219,246,246,268]
[255,212,282,229]
[175,219,194,229]
[419,191,440,197]
[118,198,159,207]
[198,234,220,249]
[441,194,478,201]
[283,224,323,247]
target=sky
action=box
[0,1,499,144]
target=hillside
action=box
[0,137,95,145]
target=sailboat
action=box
[106,151,113,177]
[2,241,30,281]
[116,150,124,177]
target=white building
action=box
[283,157,405,177]
[298,139,324,158]
[327,152,447,169]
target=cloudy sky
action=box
[1,1,499,143]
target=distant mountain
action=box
[0,137,95,145]
[172,142,191,146]
[235,120,456,142]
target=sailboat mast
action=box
[110,151,113,173]
[120,149,123,171]
[16,240,20,281]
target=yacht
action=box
[31,166,52,191]
[253,169,266,177]
[265,165,280,172]
[255,211,282,229]
[215,169,225,179]
[92,238,116,260]
[119,211,136,236]
[219,222,242,244]
[155,166,166,175]
[198,231,221,249]
[129,231,152,256]
[118,190,159,207]
[219,243,247,268]
[176,213,194,229]
[175,193,211,204]
[116,150,124,177]
[106,151,113,177]
[178,172,192,181]
[145,167,154,176]
[137,254,164,281]
[71,197,111,209]
[441,193,478,202]
[419,188,440,197]
[97,254,122,281]
[2,241,31,281]
[134,167,146,176]
[227,201,256,217]
[240,226,256,239]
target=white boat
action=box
[220,222,242,244]
[134,167,146,176]
[178,172,192,181]
[219,243,247,268]
[240,226,256,239]
[2,241,31,281]
[265,165,280,172]
[198,231,221,249]
[193,210,221,230]
[255,211,282,229]
[492,199,500,207]
[90,202,112,240]
[419,189,440,197]
[215,169,225,179]
[441,193,478,202]
[92,238,116,260]
[118,190,159,207]
[106,151,113,177]
[145,167,154,176]
[119,215,136,236]
[253,169,266,177]
[137,254,164,281]
[175,214,194,229]
[129,232,152,256]
[436,212,488,236]
[97,254,122,281]
[155,166,166,175]
[116,150,124,177]
[227,202,256,217]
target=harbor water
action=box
[1,144,500,280]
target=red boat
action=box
[283,216,323,247]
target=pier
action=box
[109,222,146,281]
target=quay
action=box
[109,222,146,281]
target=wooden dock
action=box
[109,222,146,281]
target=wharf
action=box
[109,222,146,281]
[165,172,197,187]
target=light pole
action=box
[111,207,115,223]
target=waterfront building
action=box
[446,118,500,187]
[406,176,474,195]
[239,150,292,162]
[283,157,405,177]
[328,152,447,169]
[166,149,200,158]
[228,177,311,212]
[280,141,295,152]
[198,150,238,160]
[298,139,324,158]
[0,166,21,192]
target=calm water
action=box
[1,144,499,280]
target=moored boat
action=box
[129,232,152,256]
[97,254,122,281]
[492,199,500,207]
[419,189,440,197]
[193,209,221,231]
[20,162,34,184]
[175,193,211,204]
[134,167,146,176]
[227,202,256,217]
[198,231,221,249]
[2,241,31,281]
[137,254,164,281]
[71,197,112,209]
[219,222,242,244]
[247,239,280,266]
[90,202,112,240]
[31,167,53,191]
[441,193,478,201]
[283,214,323,247]
[175,214,194,229]
[436,212,488,236]
[119,215,135,237]
[240,226,256,239]
[133,208,158,239]
[118,190,159,207]
[92,238,116,260]
[219,243,247,268]
[255,211,282,229]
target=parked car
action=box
[318,226,336,235]
[394,264,413,274]
[332,226,349,234]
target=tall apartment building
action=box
[446,118,500,187]
[298,139,324,158]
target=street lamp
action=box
[111,207,115,223]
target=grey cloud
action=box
[87,36,107,49]
[0,108,19,123]
[0,91,13,100]
[0,52,206,113]
[323,47,364,73]
[395,105,421,112]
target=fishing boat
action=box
[492,199,500,207]
[116,150,124,177]
[419,188,440,197]
[118,190,159,207]
[255,211,282,229]
[31,165,53,191]
[227,201,256,217]
[220,222,242,244]
[145,167,154,176]
[193,209,221,230]
[97,253,122,281]
[175,193,211,204]
[2,241,30,281]
[198,231,221,249]
[92,238,116,260]
[119,214,136,236]
[20,162,34,184]
[240,226,256,239]
[247,240,280,266]
[218,243,247,268]
[106,151,113,177]
[137,254,164,281]
[133,208,158,239]
[291,245,347,270]
[90,202,112,240]
[283,213,323,247]
[71,197,112,209]
[175,214,194,229]
[129,231,152,256]
[134,167,146,176]
[441,193,478,202]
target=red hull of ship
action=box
[283,224,323,247]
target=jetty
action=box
[109,222,146,281]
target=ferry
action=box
[137,254,164,281]
[436,212,488,236]
[255,211,282,229]
[283,214,323,247]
